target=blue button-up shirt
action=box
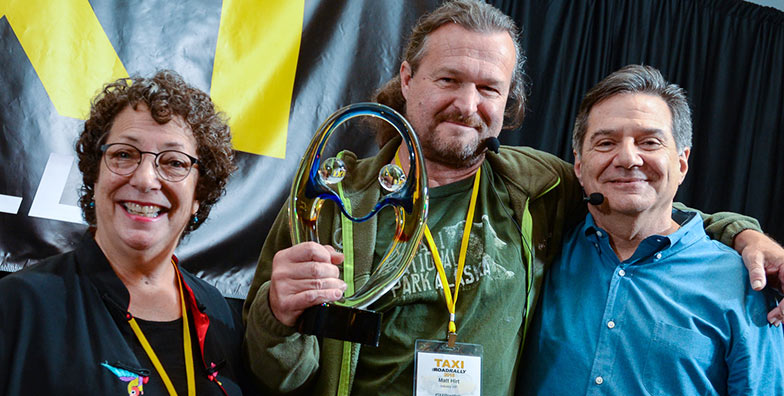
[519,209,784,395]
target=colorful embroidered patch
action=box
[101,362,149,396]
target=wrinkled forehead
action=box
[421,23,516,72]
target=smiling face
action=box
[93,105,199,259]
[400,23,516,169]
[575,93,690,218]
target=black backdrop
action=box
[1,0,781,296]
[494,0,784,242]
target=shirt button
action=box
[655,252,662,260]
[607,320,615,329]
[596,230,603,237]
[595,376,604,385]
[618,269,626,277]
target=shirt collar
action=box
[75,233,213,354]
[75,233,132,311]
[582,208,703,264]
[76,233,188,314]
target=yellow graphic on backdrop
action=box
[212,0,304,158]
[1,0,128,119]
[1,0,304,158]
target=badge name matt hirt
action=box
[414,339,482,396]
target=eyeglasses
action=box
[100,143,199,182]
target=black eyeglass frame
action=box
[99,143,199,182]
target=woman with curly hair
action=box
[0,70,253,395]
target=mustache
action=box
[434,110,485,130]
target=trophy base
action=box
[297,303,382,347]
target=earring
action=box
[89,201,95,208]
[193,215,199,223]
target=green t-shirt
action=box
[352,162,526,396]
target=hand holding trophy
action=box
[288,102,428,346]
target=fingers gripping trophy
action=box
[289,103,428,346]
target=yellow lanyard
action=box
[127,260,196,396]
[395,151,481,347]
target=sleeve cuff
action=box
[251,281,299,338]
[724,221,761,248]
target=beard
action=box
[418,109,493,169]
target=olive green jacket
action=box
[242,139,759,396]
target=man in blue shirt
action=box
[518,65,784,395]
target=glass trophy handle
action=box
[288,102,428,310]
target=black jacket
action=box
[0,234,252,395]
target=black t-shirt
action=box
[131,317,223,395]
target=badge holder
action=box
[414,339,482,396]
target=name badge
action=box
[414,339,482,396]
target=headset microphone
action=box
[583,192,605,205]
[486,137,501,154]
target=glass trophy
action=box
[288,102,428,346]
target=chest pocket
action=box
[642,321,720,396]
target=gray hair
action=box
[373,0,527,147]
[572,64,692,156]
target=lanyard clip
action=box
[447,331,457,348]
[447,315,457,348]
